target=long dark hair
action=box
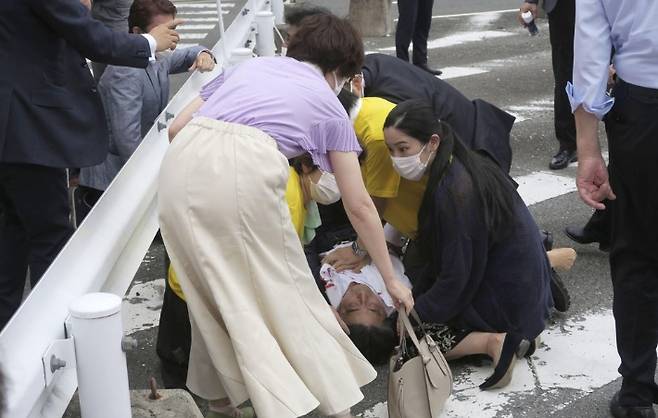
[383,100,516,258]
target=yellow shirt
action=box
[353,97,428,239]
[285,168,307,238]
[169,167,307,301]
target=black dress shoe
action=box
[610,392,656,418]
[564,226,610,252]
[415,63,443,76]
[540,229,554,251]
[549,149,577,170]
[550,269,571,312]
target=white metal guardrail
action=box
[0,1,283,416]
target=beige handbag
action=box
[388,309,453,418]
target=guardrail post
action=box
[255,11,276,57]
[229,47,254,66]
[215,0,228,64]
[271,0,285,25]
[69,293,131,418]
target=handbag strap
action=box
[398,309,424,355]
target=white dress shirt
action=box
[142,33,157,61]
[320,252,412,316]
[566,0,658,120]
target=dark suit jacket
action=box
[362,53,515,173]
[0,0,152,168]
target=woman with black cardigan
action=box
[381,99,553,389]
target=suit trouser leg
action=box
[156,275,192,389]
[606,81,658,406]
[583,207,611,247]
[0,163,73,330]
[547,0,577,152]
[411,0,434,65]
[396,0,419,62]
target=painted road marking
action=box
[178,17,222,22]
[469,11,503,27]
[177,10,229,16]
[394,8,518,22]
[505,96,554,124]
[180,32,210,40]
[439,66,489,80]
[179,24,216,30]
[432,8,519,20]
[438,49,550,81]
[379,30,514,52]
[175,2,234,8]
[516,171,576,206]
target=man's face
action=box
[338,283,387,327]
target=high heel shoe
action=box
[516,335,542,359]
[480,333,523,390]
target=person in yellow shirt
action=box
[323,92,428,277]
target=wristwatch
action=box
[351,240,367,258]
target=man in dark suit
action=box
[362,53,515,174]
[395,0,441,76]
[90,0,134,82]
[519,0,577,170]
[0,0,181,329]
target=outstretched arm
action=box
[169,97,204,141]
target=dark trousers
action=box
[395,0,434,65]
[156,269,191,390]
[73,185,103,227]
[547,0,577,152]
[0,163,73,329]
[606,79,658,406]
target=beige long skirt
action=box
[157,117,377,417]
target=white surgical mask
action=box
[391,144,434,181]
[309,172,341,205]
[332,71,347,95]
[281,46,287,57]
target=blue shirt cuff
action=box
[566,82,615,120]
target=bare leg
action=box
[444,332,506,365]
[547,248,577,271]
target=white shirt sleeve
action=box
[140,33,157,62]
[566,0,615,120]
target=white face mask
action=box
[309,171,341,205]
[332,71,347,95]
[281,46,287,57]
[391,144,434,181]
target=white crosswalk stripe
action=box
[172,0,237,43]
